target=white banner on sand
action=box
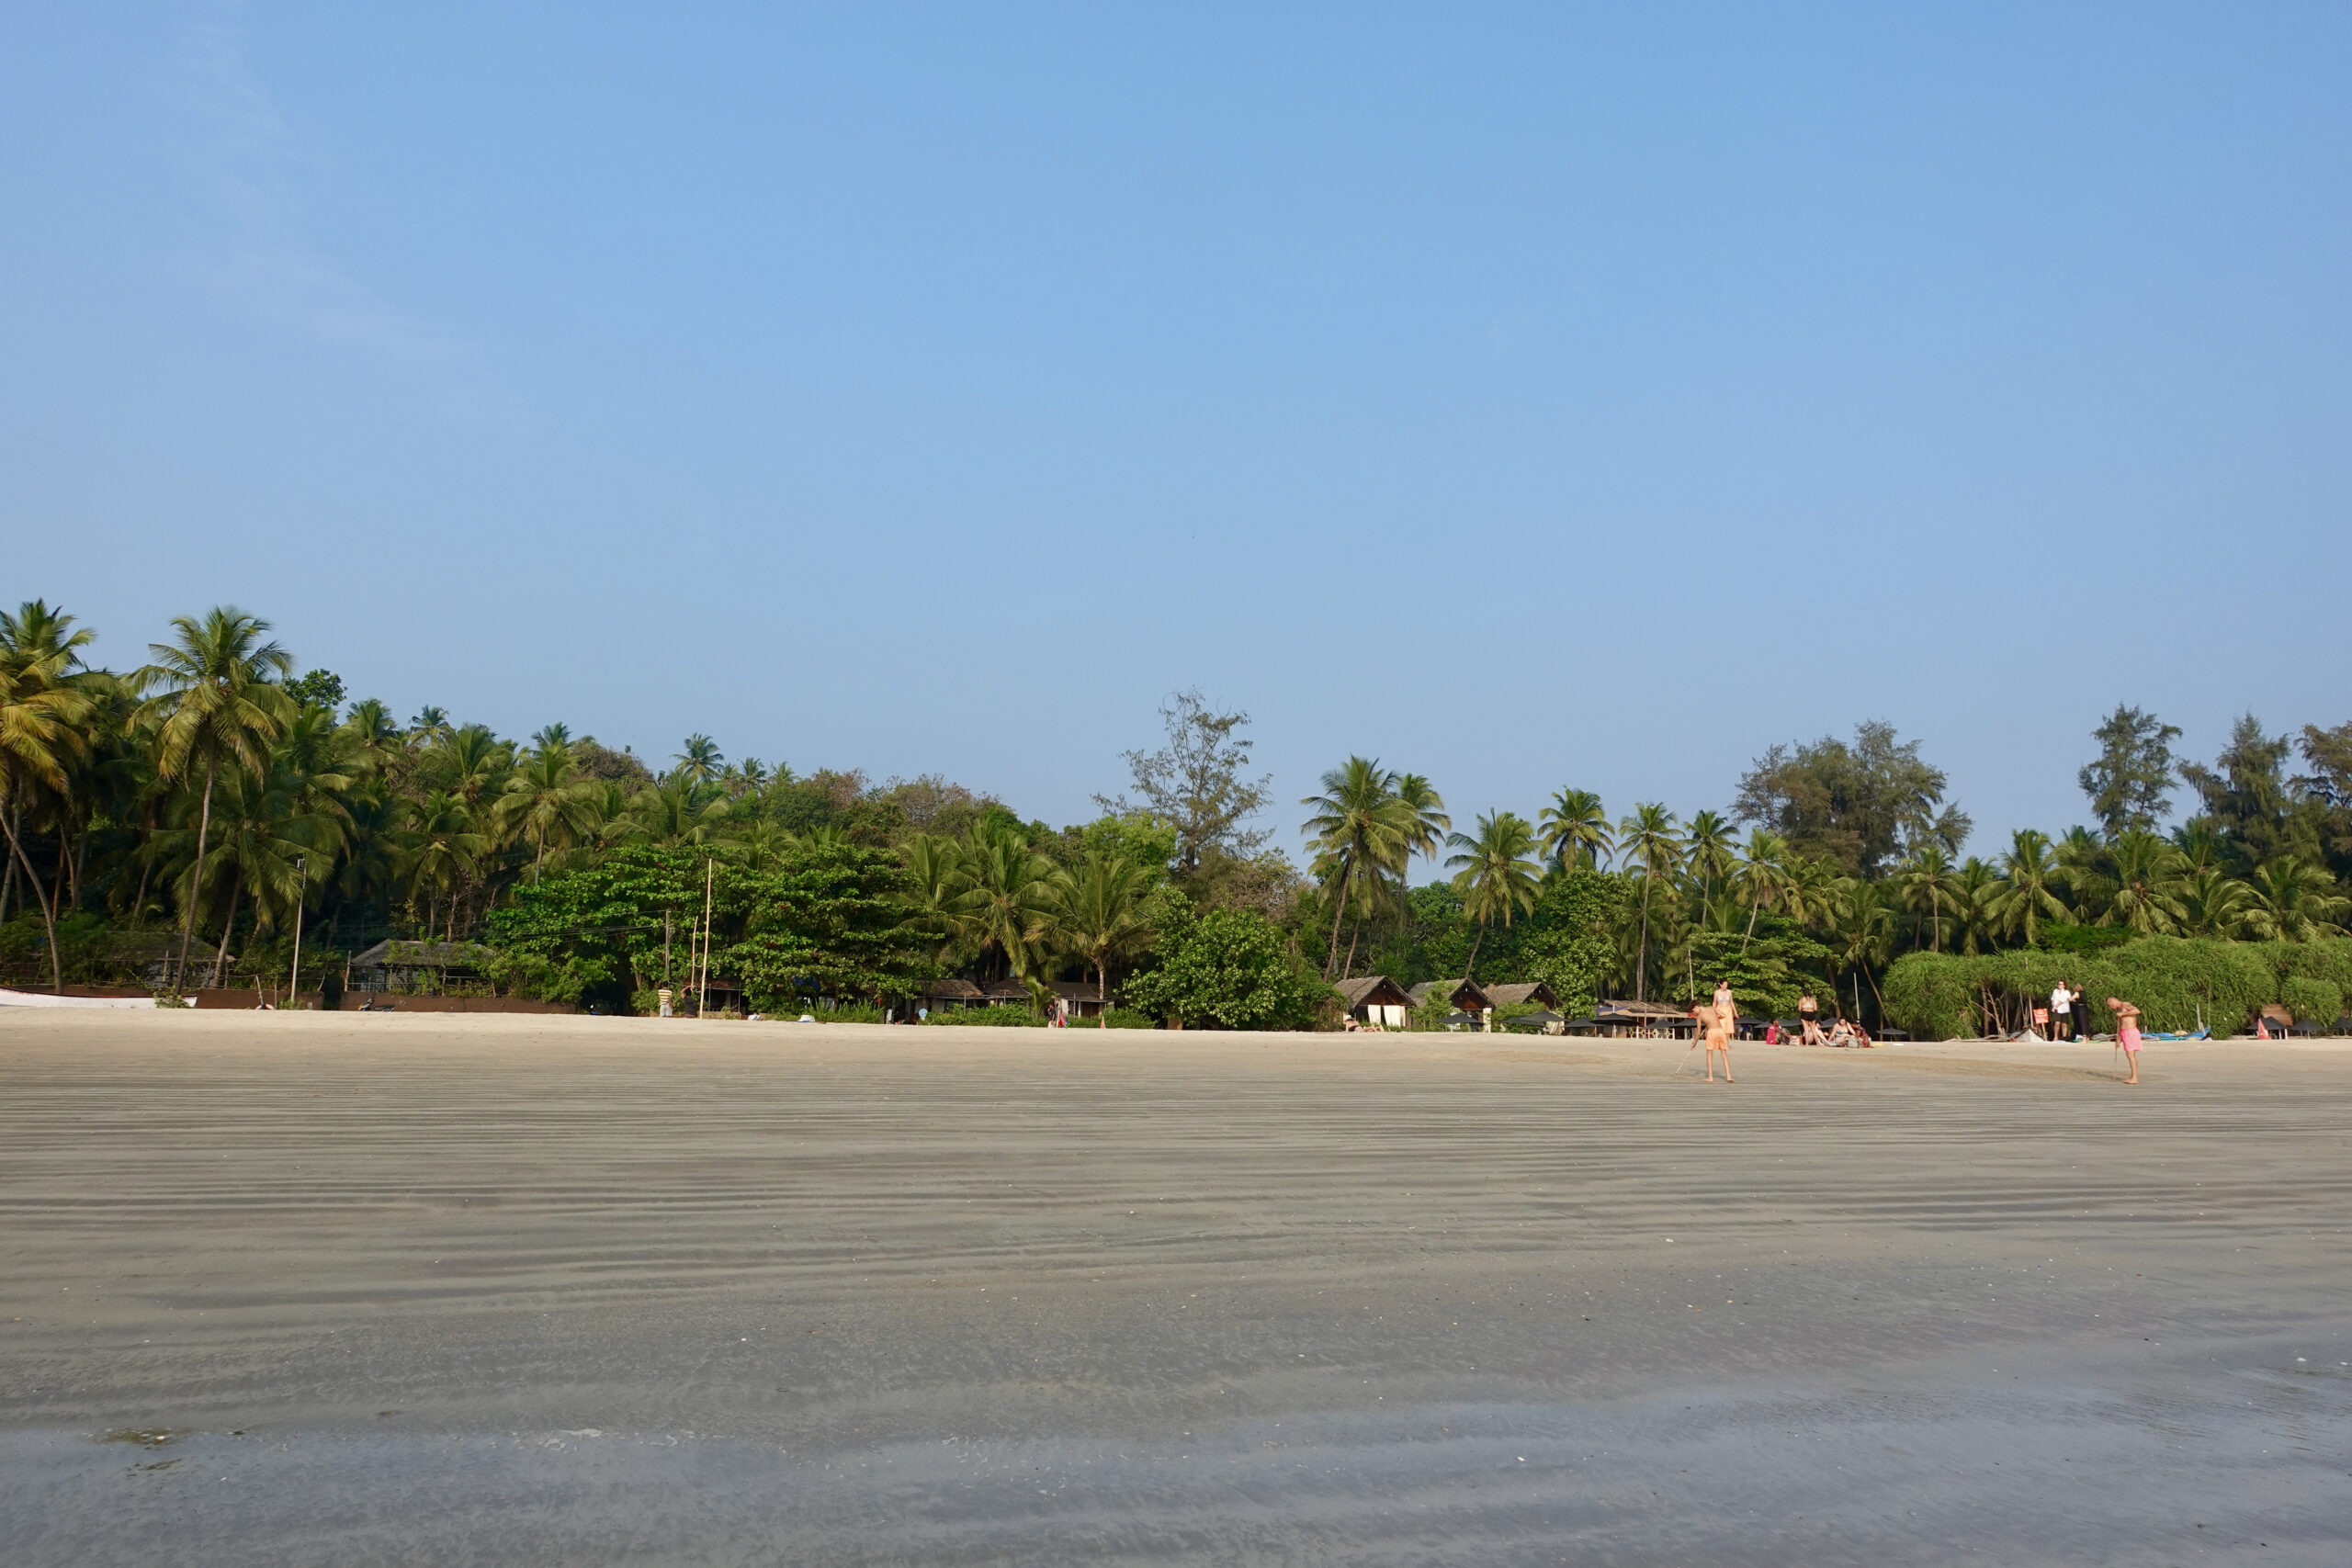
[0,987,159,1009]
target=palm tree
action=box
[1991,829,2067,947]
[675,734,724,785]
[394,788,487,940]
[1049,850,1154,1026]
[624,775,731,849]
[1951,857,2002,955]
[1684,809,1736,925]
[1893,844,1961,953]
[2177,866,2253,938]
[898,833,967,957]
[408,706,452,743]
[0,604,96,988]
[1615,803,1684,1001]
[2243,856,2348,941]
[1299,758,1412,978]
[140,608,294,987]
[1824,877,1895,1022]
[1538,788,1611,872]
[2054,827,2109,921]
[2104,829,2185,934]
[496,742,597,882]
[948,821,1059,979]
[1445,810,1543,982]
[1391,773,1451,865]
[1731,829,1792,953]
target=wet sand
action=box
[2,1010,2346,1564]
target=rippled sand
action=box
[2,1010,2347,1564]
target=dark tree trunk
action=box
[175,761,218,990]
[2,813,63,991]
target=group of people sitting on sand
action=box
[1749,994,1872,1049]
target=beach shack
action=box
[1408,977,1493,1017]
[348,940,495,997]
[917,977,987,1013]
[1482,981,1561,1011]
[1046,978,1118,1018]
[1336,975,1414,1029]
[1580,998,1695,1038]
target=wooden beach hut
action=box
[1336,975,1414,1029]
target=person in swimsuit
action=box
[2106,996,2142,1084]
[1797,993,1823,1046]
[1705,980,1736,1082]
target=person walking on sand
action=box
[1705,979,1736,1082]
[2106,996,2143,1084]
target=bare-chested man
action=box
[1706,979,1736,1082]
[2106,996,2143,1085]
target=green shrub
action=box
[923,1003,1043,1027]
[2278,976,2343,1027]
[1885,938,2278,1040]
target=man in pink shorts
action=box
[2105,996,2142,1085]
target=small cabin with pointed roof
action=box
[1336,975,1414,1029]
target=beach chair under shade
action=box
[1500,1010,1566,1032]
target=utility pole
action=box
[288,857,308,1008]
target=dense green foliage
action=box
[7,601,2349,1034]
[1883,937,2352,1039]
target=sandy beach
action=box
[2,1010,2346,1564]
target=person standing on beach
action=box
[2050,980,2074,1043]
[1797,992,1822,1045]
[1705,979,1736,1083]
[658,985,674,1019]
[2106,996,2143,1084]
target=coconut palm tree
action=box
[898,833,967,958]
[1991,829,2067,947]
[1684,809,1736,925]
[1392,773,1451,866]
[1538,787,1612,872]
[2054,827,2109,920]
[1823,877,1896,1022]
[394,788,487,940]
[1731,829,1792,953]
[2177,865,2253,938]
[1300,758,1413,978]
[1049,850,1155,1025]
[948,821,1058,979]
[1893,843,1962,953]
[0,604,96,988]
[2243,856,2348,942]
[496,742,598,882]
[2103,829,2186,935]
[140,608,294,987]
[674,734,724,785]
[1615,803,1684,1001]
[1444,810,1543,982]
[1951,857,2003,955]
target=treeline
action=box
[4,600,2347,1029]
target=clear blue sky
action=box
[6,4,2348,866]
